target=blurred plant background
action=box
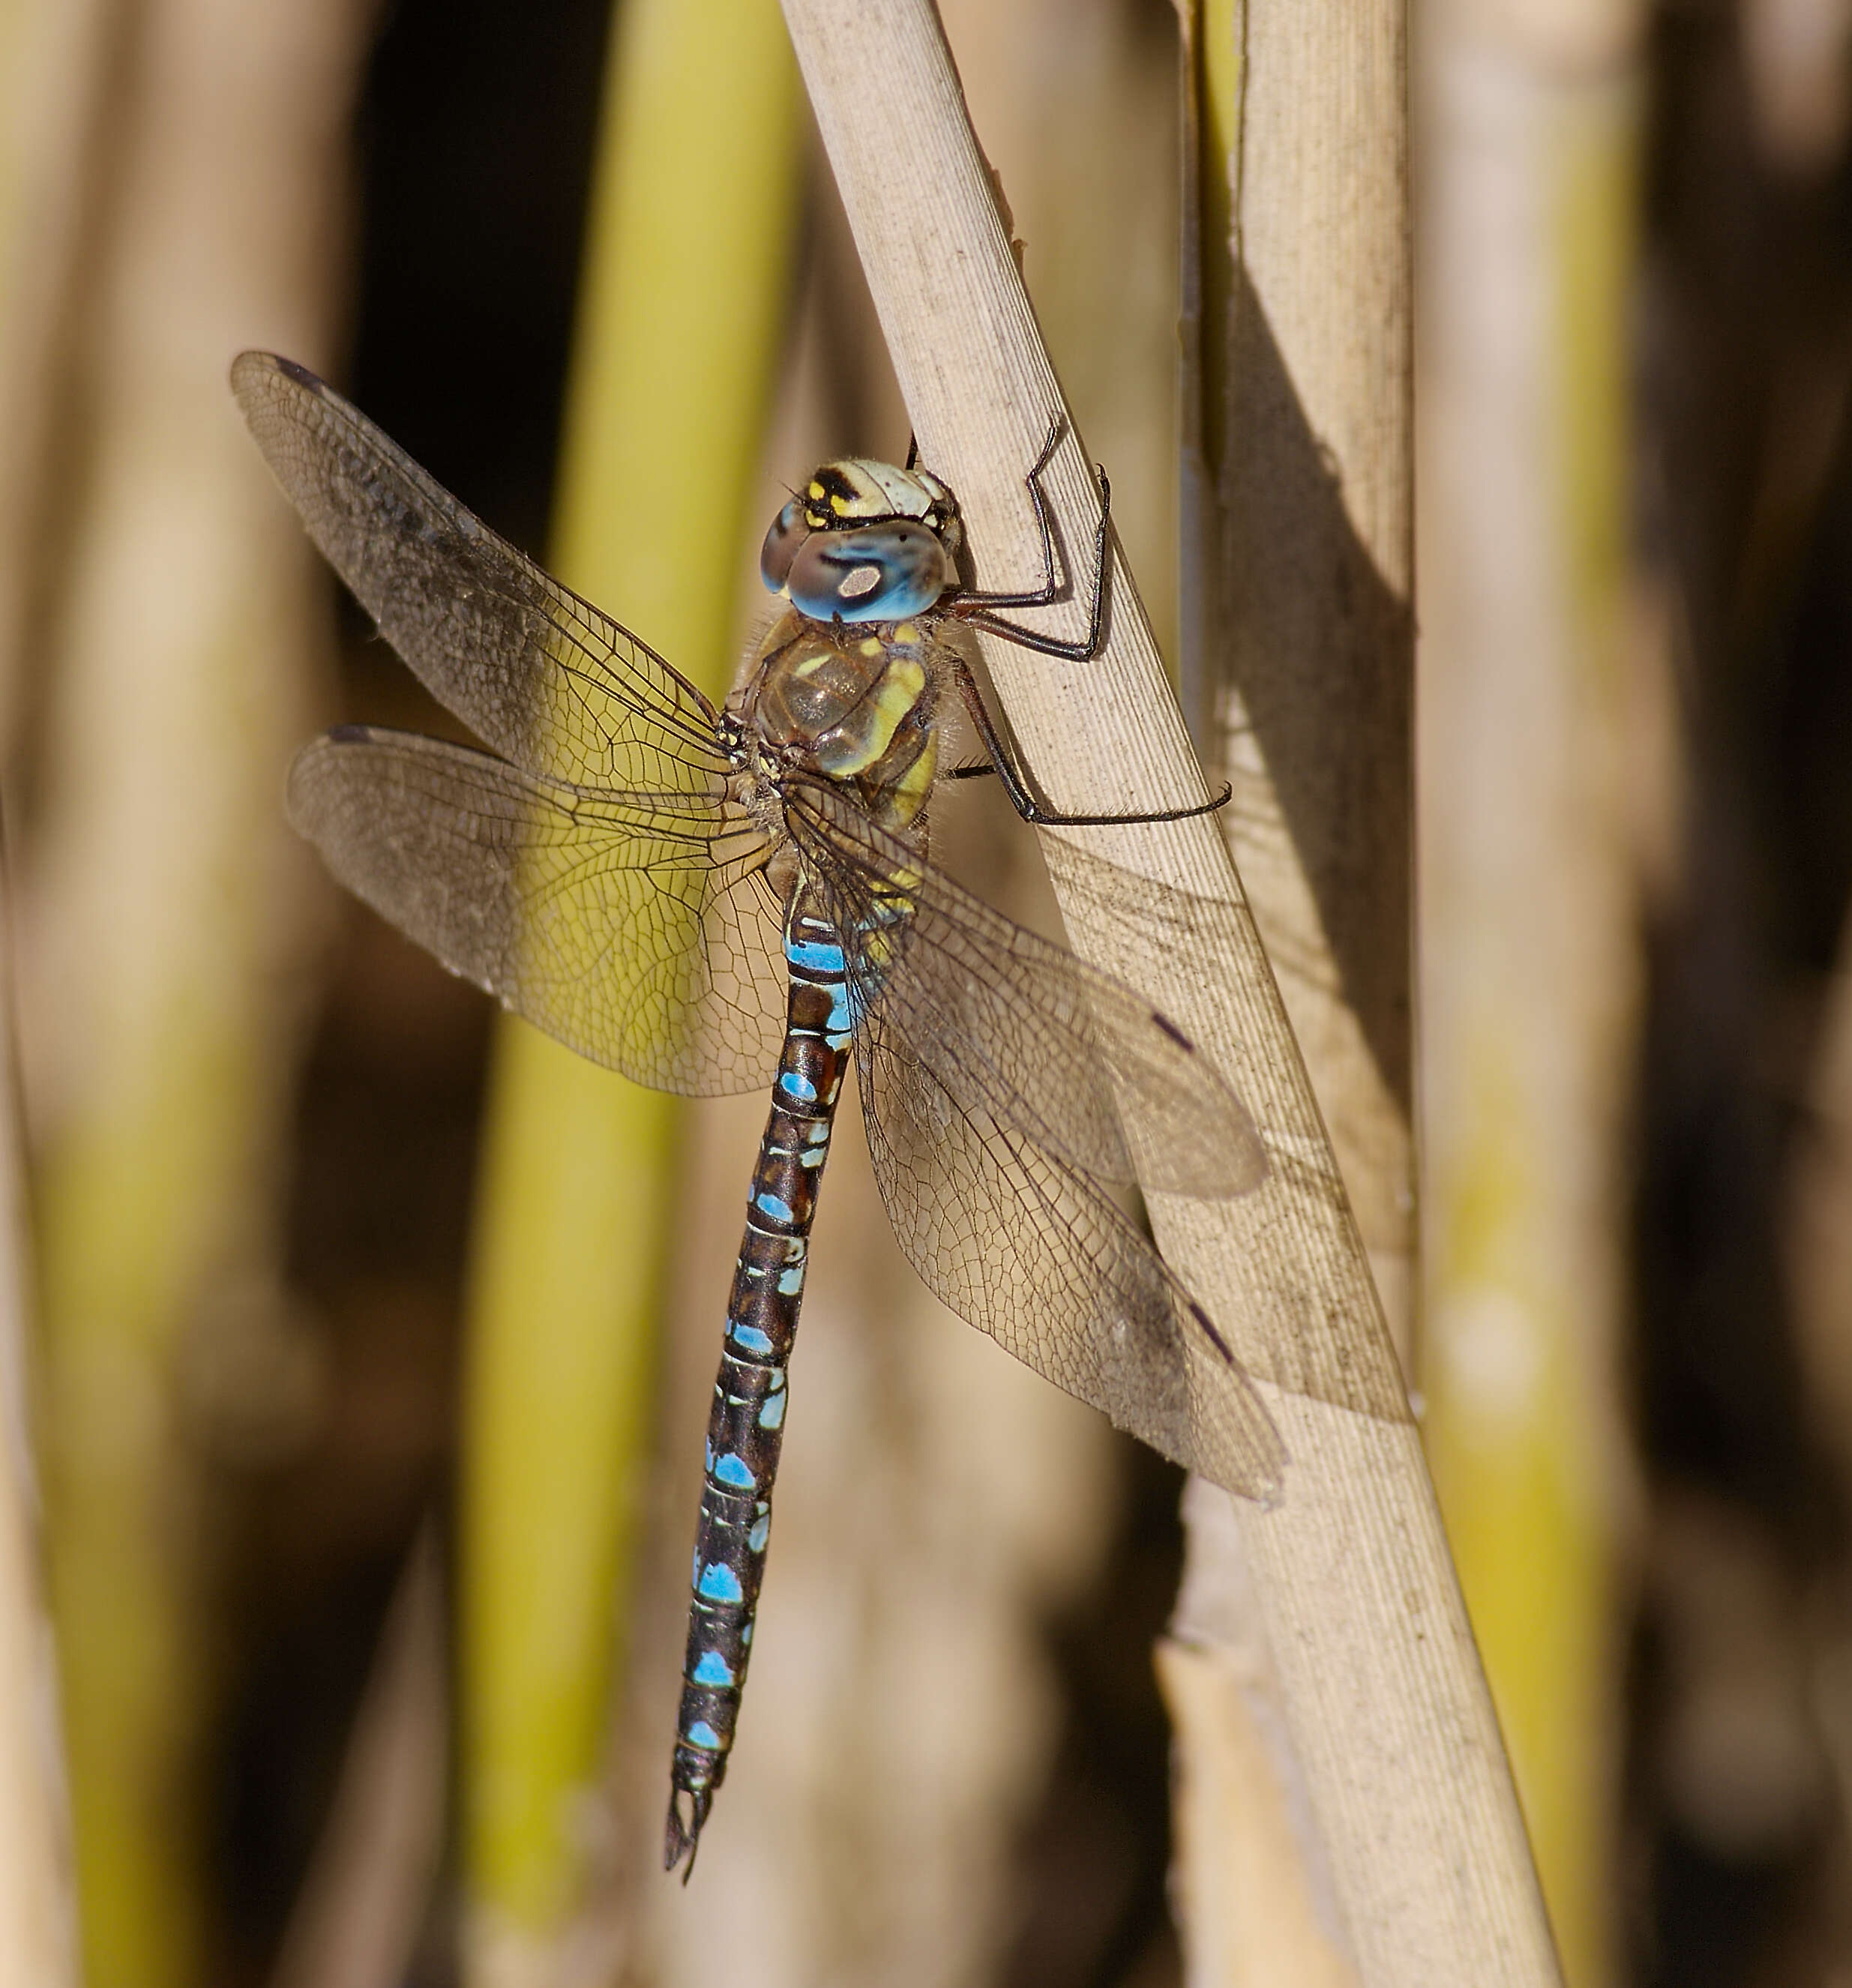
[0,0,1848,1984]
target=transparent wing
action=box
[290,726,788,1095]
[233,350,731,794]
[784,785,1281,1495]
[786,785,1266,1197]
[857,1013,1283,1495]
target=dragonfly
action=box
[232,349,1285,1875]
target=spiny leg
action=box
[939,421,1230,825]
[950,416,1114,662]
[945,657,1231,828]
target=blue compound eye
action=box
[784,520,951,622]
[760,498,807,592]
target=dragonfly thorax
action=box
[732,612,940,831]
[760,459,963,624]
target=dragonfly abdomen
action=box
[666,888,855,1873]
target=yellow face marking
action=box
[891,621,920,645]
[857,636,885,658]
[808,481,826,499]
[792,654,826,676]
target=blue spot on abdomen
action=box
[698,1561,745,1604]
[785,937,846,975]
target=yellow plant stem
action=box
[459,0,801,1966]
[1419,35,1644,1986]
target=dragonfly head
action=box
[761,460,963,624]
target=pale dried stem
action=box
[1416,5,1649,1978]
[21,0,377,1979]
[778,1,1557,1978]
[0,0,121,764]
[268,1538,447,1988]
[0,840,77,1988]
[1188,0,1417,1361]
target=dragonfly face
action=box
[760,459,960,622]
[232,350,1275,1879]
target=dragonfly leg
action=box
[951,417,1113,663]
[948,657,1230,828]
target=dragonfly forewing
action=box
[233,350,731,798]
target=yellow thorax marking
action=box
[889,732,938,822]
[880,656,925,707]
[817,655,927,777]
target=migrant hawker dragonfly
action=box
[233,351,1283,1873]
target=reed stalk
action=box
[776,1,1559,1976]
[0,0,115,756]
[1163,4,1425,1975]
[0,843,76,1988]
[0,4,86,1978]
[457,2,802,1975]
[1416,7,1647,1979]
[25,4,370,1984]
[267,1539,447,1988]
